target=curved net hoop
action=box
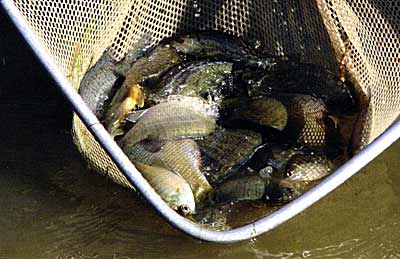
[13,0,400,190]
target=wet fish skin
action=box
[282,94,339,150]
[266,145,306,174]
[104,46,182,137]
[155,61,233,101]
[215,171,299,205]
[251,61,355,114]
[166,31,254,60]
[134,162,196,215]
[120,96,216,148]
[216,175,267,203]
[165,31,275,69]
[197,129,262,184]
[123,138,213,203]
[78,51,119,116]
[285,153,336,181]
[223,96,288,131]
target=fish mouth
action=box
[177,204,191,216]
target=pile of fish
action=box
[79,31,357,217]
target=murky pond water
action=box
[2,11,400,259]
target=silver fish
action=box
[134,162,195,215]
[120,96,216,147]
[123,138,213,203]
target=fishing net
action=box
[13,0,400,189]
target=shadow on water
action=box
[2,4,400,259]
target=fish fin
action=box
[265,178,303,205]
[138,138,166,153]
[125,109,148,123]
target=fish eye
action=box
[178,205,190,216]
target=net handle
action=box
[3,0,400,243]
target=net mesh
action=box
[13,0,400,190]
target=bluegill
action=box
[216,173,299,205]
[154,61,234,102]
[285,153,337,181]
[104,46,182,137]
[165,31,265,63]
[283,94,340,151]
[248,61,355,114]
[134,162,195,215]
[78,51,119,116]
[197,129,262,184]
[223,96,288,131]
[120,96,216,147]
[123,138,213,203]
[216,175,266,203]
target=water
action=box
[2,11,400,259]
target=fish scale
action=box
[285,95,330,148]
[123,139,213,203]
[285,154,336,181]
[104,46,182,137]
[197,129,262,184]
[216,175,266,203]
[134,162,196,214]
[78,51,118,116]
[120,96,216,148]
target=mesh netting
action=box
[13,0,400,190]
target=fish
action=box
[216,175,266,203]
[247,61,355,114]
[216,172,299,205]
[78,51,119,116]
[190,207,232,231]
[104,46,182,137]
[283,94,340,151]
[123,138,213,203]
[120,96,216,147]
[165,31,266,64]
[154,61,234,101]
[222,96,288,131]
[285,153,337,181]
[197,129,262,184]
[79,39,150,117]
[134,162,196,215]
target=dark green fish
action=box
[79,51,118,116]
[216,173,299,205]
[104,46,182,137]
[248,61,355,114]
[134,162,195,215]
[120,96,216,148]
[266,145,306,173]
[216,175,266,203]
[223,96,288,131]
[197,129,262,184]
[79,39,150,118]
[154,61,233,101]
[123,138,213,203]
[165,31,265,63]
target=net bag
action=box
[12,0,400,195]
